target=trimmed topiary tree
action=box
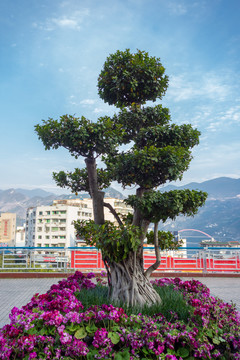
[35,49,207,307]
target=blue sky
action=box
[0,0,240,194]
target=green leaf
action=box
[75,327,87,339]
[114,349,130,360]
[39,328,47,335]
[66,323,80,333]
[206,329,213,338]
[142,347,151,355]
[213,337,220,345]
[177,347,190,358]
[108,331,120,344]
[87,350,99,360]
[86,324,98,334]
[111,325,120,332]
[27,327,38,335]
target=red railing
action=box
[71,248,240,273]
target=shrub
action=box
[0,271,239,359]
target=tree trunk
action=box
[107,251,161,307]
[85,157,105,225]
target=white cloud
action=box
[206,122,221,132]
[93,107,104,113]
[219,105,240,124]
[34,9,89,31]
[51,17,80,29]
[80,99,95,105]
[167,72,230,102]
[166,0,207,17]
[167,2,188,15]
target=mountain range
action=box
[0,177,240,242]
[161,177,240,200]
[160,177,240,244]
[0,187,124,225]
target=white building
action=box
[25,198,133,248]
[15,226,26,247]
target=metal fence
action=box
[0,246,240,273]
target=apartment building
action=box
[15,226,26,247]
[0,212,16,246]
[25,197,133,248]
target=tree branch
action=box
[103,202,123,226]
[144,222,161,278]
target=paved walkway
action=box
[0,276,240,329]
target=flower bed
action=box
[0,271,239,359]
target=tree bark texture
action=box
[85,157,105,225]
[144,222,161,278]
[107,251,161,307]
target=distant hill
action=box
[15,188,55,198]
[161,177,240,199]
[0,186,124,224]
[0,178,240,242]
[160,177,240,243]
[161,197,240,244]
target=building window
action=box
[46,219,50,223]
[38,236,42,239]
[52,227,58,231]
[60,236,66,239]
[59,227,66,231]
[46,211,50,215]
[39,211,43,215]
[37,227,42,231]
[60,211,66,214]
[59,219,66,223]
[46,235,50,239]
[45,244,49,247]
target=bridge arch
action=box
[178,229,213,239]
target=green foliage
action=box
[146,230,183,250]
[74,220,142,262]
[126,189,208,223]
[114,349,130,360]
[112,105,171,143]
[103,112,201,189]
[98,49,169,108]
[105,145,193,189]
[35,114,120,159]
[53,168,112,193]
[134,123,200,150]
